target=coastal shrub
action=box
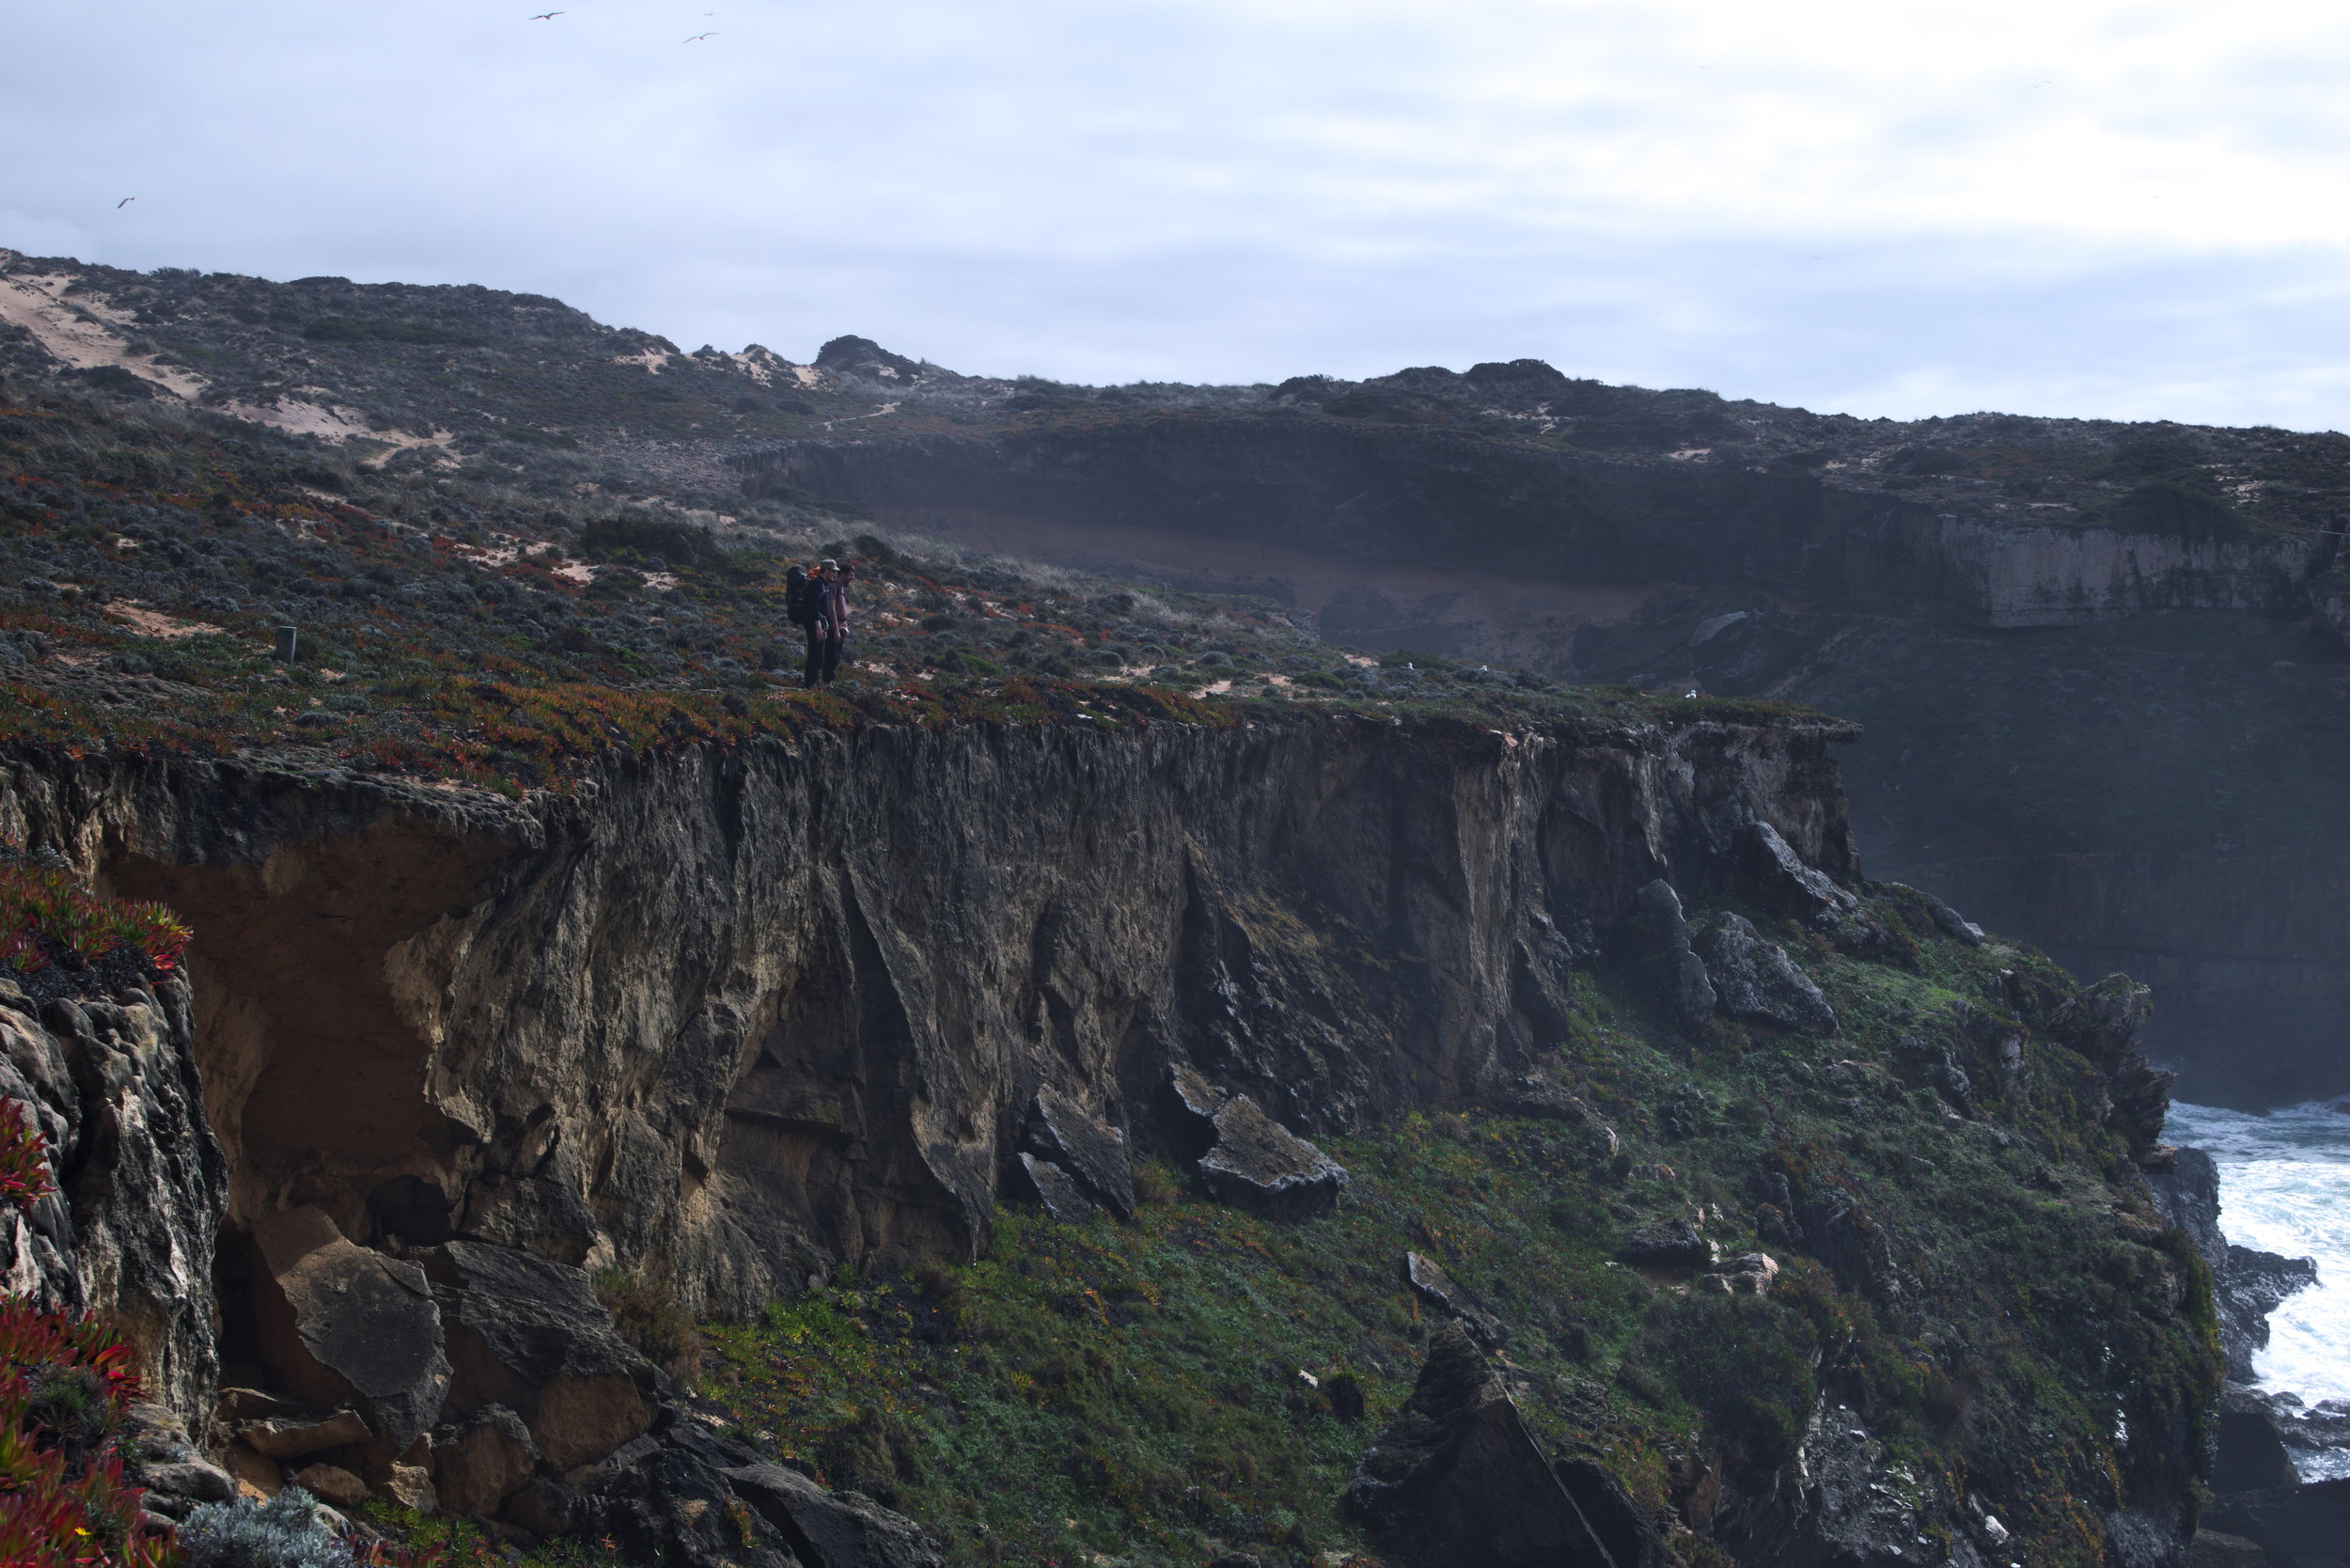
[179,1487,352,1567]
[593,1268,703,1384]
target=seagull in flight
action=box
[684,30,717,40]
[117,196,135,209]
[529,10,562,18]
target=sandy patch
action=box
[103,602,225,639]
[822,401,899,431]
[1668,447,1713,461]
[789,364,822,388]
[0,268,210,400]
[1194,679,1233,698]
[215,397,457,466]
[615,348,673,373]
[552,563,595,585]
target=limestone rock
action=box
[1012,1152,1095,1223]
[1696,913,1836,1034]
[1195,1090,1348,1221]
[252,1205,450,1455]
[237,1408,371,1460]
[1023,1089,1135,1219]
[414,1239,654,1472]
[1347,1323,1658,1568]
[292,1462,369,1509]
[432,1403,540,1517]
[1619,1217,1716,1268]
[725,1461,946,1568]
[1402,1253,1508,1349]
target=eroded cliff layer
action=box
[6,712,1849,1314]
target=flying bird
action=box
[116,196,135,209]
[529,10,562,18]
[684,31,717,40]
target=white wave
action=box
[2165,1100,2350,1404]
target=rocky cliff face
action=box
[0,970,224,1425]
[5,712,1852,1316]
[754,421,2350,1105]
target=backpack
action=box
[785,566,818,627]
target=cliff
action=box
[8,711,1850,1311]
[0,703,2223,1567]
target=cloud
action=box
[3,0,2347,426]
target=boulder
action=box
[2215,1384,2302,1494]
[1696,914,1836,1034]
[1701,1253,1779,1295]
[381,1464,438,1513]
[2204,1478,2350,1561]
[220,1442,283,1498]
[725,1461,947,1568]
[412,1240,654,1473]
[2186,1530,2268,1568]
[503,1476,583,1537]
[1402,1253,1509,1349]
[1622,881,1715,1031]
[1024,1089,1135,1219]
[250,1205,451,1455]
[236,1408,371,1460]
[1744,821,1859,926]
[432,1403,540,1517]
[291,1462,369,1509]
[138,1458,234,1508]
[1012,1152,1095,1224]
[1346,1323,1658,1568]
[1195,1092,1349,1221]
[1885,883,1984,945]
[1619,1218,1716,1269]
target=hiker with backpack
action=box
[786,557,853,686]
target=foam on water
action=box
[2163,1099,2350,1403]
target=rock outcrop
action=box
[6,710,1857,1317]
[1347,1322,1659,1568]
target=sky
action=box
[6,0,2350,428]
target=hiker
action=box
[791,557,853,686]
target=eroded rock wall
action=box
[0,971,226,1424]
[3,713,1853,1316]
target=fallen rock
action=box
[220,1442,283,1498]
[503,1476,582,1537]
[251,1205,451,1455]
[1402,1253,1509,1349]
[725,1461,947,1567]
[1619,1218,1716,1269]
[1346,1322,1659,1568]
[432,1403,540,1517]
[1622,880,1715,1032]
[292,1462,370,1509]
[1885,883,1984,946]
[1696,914,1836,1034]
[137,1458,235,1509]
[1024,1089,1136,1219]
[413,1240,654,1473]
[2203,1478,2350,1561]
[1012,1152,1096,1223]
[1198,1093,1349,1220]
[1700,1253,1779,1295]
[382,1464,438,1513]
[2216,1384,2302,1494]
[2186,1530,2267,1568]
[237,1408,371,1460]
[1745,820,1859,926]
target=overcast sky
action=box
[6,0,2350,427]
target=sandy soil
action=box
[0,270,210,400]
[103,602,224,639]
[614,348,673,373]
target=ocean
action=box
[2163,1100,2350,1419]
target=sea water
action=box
[2162,1100,2350,1408]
